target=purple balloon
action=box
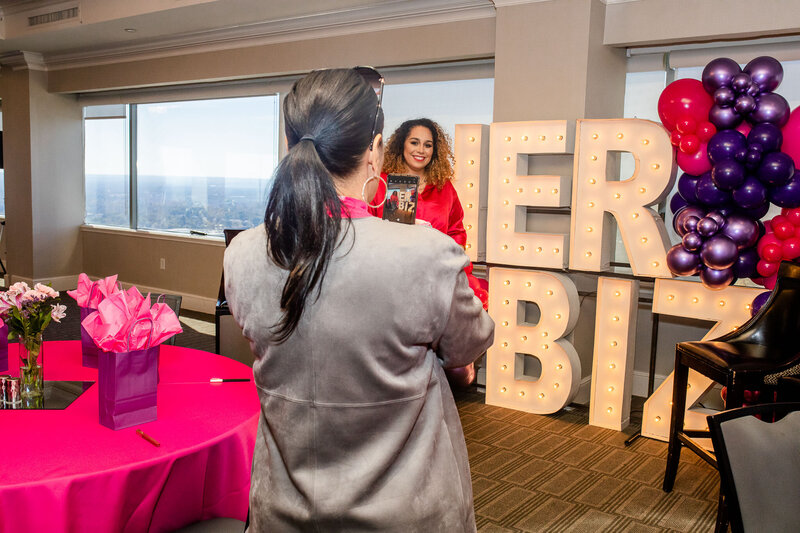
[731,73,752,93]
[673,205,706,236]
[714,87,736,107]
[712,159,746,190]
[709,105,743,130]
[734,247,760,279]
[757,151,795,186]
[722,213,760,249]
[768,175,800,208]
[698,216,720,237]
[750,93,790,127]
[739,201,770,220]
[734,94,756,114]
[682,231,704,252]
[707,211,727,228]
[696,172,733,206]
[750,290,772,317]
[747,82,760,98]
[744,56,784,93]
[708,130,748,163]
[732,177,767,209]
[745,149,763,170]
[700,266,736,290]
[667,244,702,276]
[747,123,783,152]
[702,57,742,92]
[670,193,688,214]
[678,173,701,204]
[701,234,739,269]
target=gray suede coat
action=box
[224,218,495,532]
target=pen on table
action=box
[210,378,250,383]
[136,429,161,447]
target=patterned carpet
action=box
[47,295,720,532]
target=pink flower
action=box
[19,290,47,304]
[7,282,30,297]
[50,304,67,323]
[34,283,59,299]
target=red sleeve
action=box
[367,172,388,218]
[445,182,467,247]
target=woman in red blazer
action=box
[371,118,489,387]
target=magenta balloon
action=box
[712,159,746,190]
[700,266,736,290]
[750,290,772,317]
[732,177,767,209]
[696,172,733,207]
[702,57,742,92]
[750,93,790,127]
[701,234,739,269]
[708,129,748,163]
[676,144,712,175]
[734,247,760,279]
[744,56,784,93]
[768,175,800,208]
[747,123,783,152]
[721,214,760,249]
[781,106,800,170]
[667,244,702,276]
[709,105,743,130]
[757,151,795,186]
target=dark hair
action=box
[264,69,384,343]
[382,118,454,189]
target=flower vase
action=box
[19,334,44,400]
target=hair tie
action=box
[299,134,317,146]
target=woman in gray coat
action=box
[224,67,494,532]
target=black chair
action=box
[215,229,244,354]
[706,402,800,533]
[777,375,800,402]
[157,293,182,346]
[663,261,800,528]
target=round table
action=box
[0,341,259,533]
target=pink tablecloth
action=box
[0,341,259,533]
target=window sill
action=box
[80,224,226,247]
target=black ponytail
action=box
[265,69,383,343]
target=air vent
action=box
[28,7,78,27]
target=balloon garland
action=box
[661,56,800,292]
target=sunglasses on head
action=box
[353,66,384,150]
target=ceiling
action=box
[0,0,497,67]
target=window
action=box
[84,95,279,236]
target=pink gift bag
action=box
[0,322,7,372]
[98,318,158,430]
[80,306,100,368]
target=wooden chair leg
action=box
[714,488,728,533]
[663,354,689,492]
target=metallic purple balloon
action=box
[731,73,752,93]
[714,87,736,106]
[747,82,760,98]
[768,175,800,208]
[696,172,733,206]
[698,216,720,236]
[702,57,742,92]
[744,56,784,93]
[673,205,706,236]
[732,177,767,209]
[734,94,756,114]
[750,93,790,127]
[667,244,702,276]
[700,266,736,290]
[670,193,688,214]
[682,231,704,252]
[749,290,772,317]
[747,123,783,152]
[734,247,760,279]
[757,151,795,186]
[708,129,748,163]
[722,213,760,249]
[709,105,743,130]
[707,211,727,228]
[677,173,701,204]
[701,235,738,269]
[712,159,746,190]
[683,216,701,235]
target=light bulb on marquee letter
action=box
[486,268,581,414]
[569,119,677,277]
[486,121,575,269]
[454,125,490,262]
[589,278,639,431]
[642,279,762,442]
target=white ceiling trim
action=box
[43,0,497,71]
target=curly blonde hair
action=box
[382,118,455,190]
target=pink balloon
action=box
[757,259,780,277]
[658,79,714,131]
[676,143,712,175]
[757,232,779,256]
[781,106,800,170]
[736,121,752,137]
[763,272,778,290]
[782,237,800,259]
[785,207,800,226]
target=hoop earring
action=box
[362,174,388,208]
